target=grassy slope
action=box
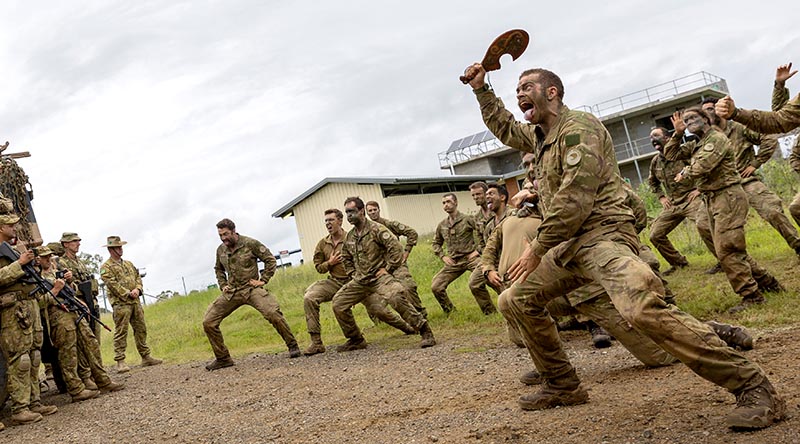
[99,213,800,365]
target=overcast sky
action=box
[2,1,798,295]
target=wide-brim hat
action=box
[0,213,20,225]
[102,236,128,248]
[46,242,66,256]
[60,232,81,243]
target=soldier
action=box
[365,201,427,317]
[430,193,496,314]
[770,63,800,229]
[667,108,784,312]
[331,197,435,351]
[100,236,163,373]
[464,63,784,430]
[204,219,301,370]
[302,209,414,356]
[469,181,493,252]
[59,233,103,342]
[33,246,123,402]
[0,210,46,424]
[701,98,800,256]
[647,127,718,274]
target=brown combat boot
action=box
[83,378,98,390]
[336,337,368,352]
[10,409,43,425]
[99,381,126,393]
[205,357,235,371]
[30,403,58,416]
[141,355,163,367]
[303,334,326,356]
[729,292,766,314]
[72,389,100,402]
[419,322,436,348]
[288,345,302,359]
[519,370,543,386]
[116,360,130,373]
[705,262,723,275]
[587,321,613,349]
[726,379,785,430]
[518,369,588,411]
[706,321,754,350]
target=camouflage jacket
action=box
[342,219,403,285]
[313,232,349,281]
[476,86,635,260]
[663,128,740,193]
[215,235,276,291]
[59,253,99,297]
[0,246,36,301]
[432,211,479,260]
[733,92,800,134]
[647,154,695,205]
[373,217,418,253]
[722,121,778,184]
[473,208,493,253]
[100,257,142,306]
[773,84,800,175]
[482,210,541,277]
[484,206,514,244]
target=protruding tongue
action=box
[524,108,535,122]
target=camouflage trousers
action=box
[742,179,800,251]
[332,274,425,341]
[431,255,498,314]
[497,235,764,393]
[704,186,774,298]
[0,300,34,413]
[649,197,716,266]
[203,287,297,360]
[29,299,43,407]
[303,277,411,339]
[112,302,152,362]
[49,307,111,395]
[392,264,427,318]
[790,191,800,229]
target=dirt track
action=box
[2,326,799,443]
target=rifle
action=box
[0,241,111,332]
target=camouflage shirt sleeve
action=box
[251,239,276,284]
[772,82,791,111]
[789,140,800,174]
[432,221,445,258]
[481,223,502,273]
[685,138,727,180]
[313,238,330,275]
[647,157,664,198]
[385,219,418,252]
[474,85,539,152]
[733,93,800,134]
[0,261,25,286]
[376,225,404,273]
[341,233,355,278]
[214,246,228,288]
[662,134,696,162]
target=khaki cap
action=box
[60,232,82,243]
[34,245,53,256]
[102,236,128,248]
[46,242,66,256]
[0,213,20,225]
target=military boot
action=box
[587,321,613,349]
[729,292,766,314]
[758,276,786,294]
[116,360,130,373]
[663,262,687,276]
[706,321,754,350]
[30,403,58,416]
[205,357,235,371]
[83,378,98,390]
[726,379,785,430]
[10,409,43,425]
[304,334,326,356]
[556,316,583,332]
[288,344,302,359]
[519,370,542,386]
[336,336,368,352]
[705,262,723,275]
[419,322,436,348]
[99,381,126,393]
[72,389,100,402]
[141,355,163,367]
[518,369,588,411]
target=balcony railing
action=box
[614,135,657,163]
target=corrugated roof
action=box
[272,175,501,218]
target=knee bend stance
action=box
[18,353,31,372]
[30,349,41,369]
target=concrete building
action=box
[272,176,499,264]
[439,71,730,187]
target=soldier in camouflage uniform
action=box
[34,246,123,401]
[302,209,413,356]
[464,63,784,430]
[365,201,427,317]
[647,127,717,274]
[204,219,301,370]
[100,236,163,373]
[0,212,46,424]
[770,63,800,229]
[59,232,103,342]
[666,108,784,312]
[431,193,495,314]
[469,181,493,253]
[332,197,435,351]
[701,98,800,256]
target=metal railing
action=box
[438,137,505,169]
[614,135,657,163]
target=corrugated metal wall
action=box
[383,191,475,237]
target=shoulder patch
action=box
[381,231,391,241]
[259,245,267,253]
[702,143,715,152]
[565,148,582,167]
[565,133,581,147]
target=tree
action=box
[78,252,103,276]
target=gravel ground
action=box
[2,326,798,443]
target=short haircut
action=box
[651,126,670,137]
[520,68,565,100]
[701,97,719,106]
[344,196,365,210]
[682,106,711,124]
[487,182,508,201]
[469,181,488,192]
[365,200,380,209]
[443,192,458,202]
[324,208,343,220]
[216,218,236,231]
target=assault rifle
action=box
[0,241,111,332]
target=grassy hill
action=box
[99,213,800,365]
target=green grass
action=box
[101,208,800,365]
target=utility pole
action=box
[182,276,187,295]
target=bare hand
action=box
[510,190,533,208]
[463,62,486,89]
[328,251,342,266]
[249,279,265,288]
[63,270,73,281]
[130,288,141,299]
[486,270,503,288]
[222,285,232,293]
[715,96,736,120]
[17,250,34,266]
[52,278,65,294]
[507,244,541,283]
[442,256,456,266]
[671,111,686,135]
[687,189,701,202]
[775,62,797,86]
[674,170,686,183]
[741,165,757,178]
[658,196,672,210]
